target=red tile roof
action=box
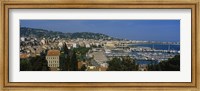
[47,50,60,56]
[20,54,29,59]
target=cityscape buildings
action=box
[20,20,180,71]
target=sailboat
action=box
[152,44,155,52]
[168,44,171,53]
[168,44,170,50]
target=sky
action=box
[20,20,180,42]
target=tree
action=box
[20,59,32,71]
[80,64,87,71]
[147,55,180,71]
[60,43,71,71]
[159,55,180,71]
[73,47,90,56]
[63,43,69,54]
[107,56,137,71]
[66,54,71,71]
[20,51,49,71]
[60,44,84,71]
[121,56,137,71]
[147,64,160,71]
[71,51,78,71]
[107,57,122,71]
[28,52,49,71]
[40,51,49,71]
[59,53,68,71]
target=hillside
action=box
[20,27,118,40]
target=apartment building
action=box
[46,50,60,68]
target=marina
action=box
[105,43,180,65]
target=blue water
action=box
[129,44,180,51]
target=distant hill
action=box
[20,27,119,40]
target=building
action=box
[58,42,63,49]
[72,43,77,48]
[105,41,115,48]
[46,50,60,69]
[20,53,29,59]
[85,44,90,48]
[91,51,108,66]
[66,42,74,49]
[78,61,87,70]
[20,37,25,42]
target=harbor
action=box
[105,43,180,65]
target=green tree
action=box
[60,44,86,71]
[147,64,160,71]
[121,56,136,71]
[71,51,78,71]
[107,57,137,71]
[20,59,32,71]
[73,47,90,56]
[159,55,180,71]
[63,43,69,54]
[147,55,180,71]
[28,52,49,71]
[107,57,122,71]
[59,53,68,71]
[20,51,49,71]
[80,64,87,71]
[67,50,72,71]
[40,51,49,71]
[60,43,70,71]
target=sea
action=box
[129,44,180,51]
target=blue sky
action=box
[20,20,180,42]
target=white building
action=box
[46,50,60,68]
[72,43,77,48]
[20,37,25,41]
[66,43,73,49]
[58,42,63,49]
[40,39,46,45]
[85,44,90,48]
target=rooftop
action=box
[47,50,60,56]
[92,51,108,62]
[20,54,29,59]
